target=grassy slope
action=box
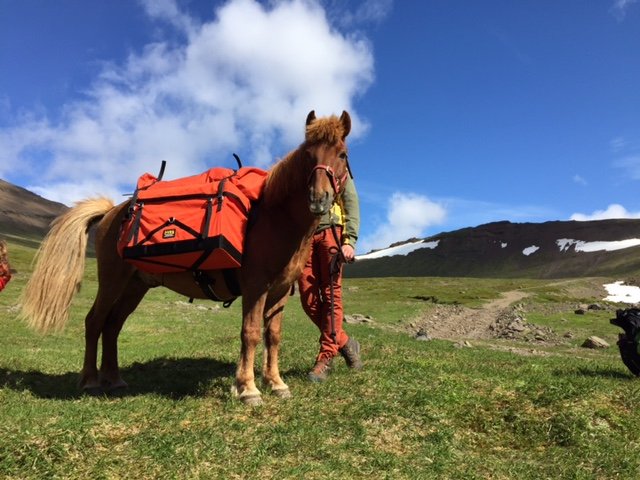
[1,240,640,479]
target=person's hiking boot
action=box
[339,337,363,370]
[308,357,333,383]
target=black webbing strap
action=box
[126,160,167,218]
[156,160,167,181]
[191,269,240,308]
[192,270,222,302]
[126,203,144,244]
[232,153,242,169]
[190,198,215,271]
[216,178,228,212]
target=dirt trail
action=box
[413,290,530,340]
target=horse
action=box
[20,110,352,405]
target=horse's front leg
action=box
[233,293,266,406]
[262,295,291,398]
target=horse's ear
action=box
[340,111,351,139]
[306,110,316,126]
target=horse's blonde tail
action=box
[20,197,115,333]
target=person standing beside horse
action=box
[0,240,12,292]
[298,164,363,382]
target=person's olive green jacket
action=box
[316,177,359,250]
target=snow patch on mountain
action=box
[557,238,640,253]
[358,240,439,260]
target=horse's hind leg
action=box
[80,284,128,393]
[99,276,149,391]
[80,273,145,393]
[80,303,102,392]
[262,294,291,398]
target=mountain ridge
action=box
[346,218,640,279]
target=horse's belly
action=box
[138,270,236,302]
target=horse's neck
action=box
[264,151,309,216]
[263,184,318,234]
[261,151,319,239]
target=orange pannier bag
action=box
[117,165,268,274]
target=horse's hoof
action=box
[82,386,106,397]
[106,385,128,397]
[240,394,263,406]
[103,379,128,392]
[272,387,292,399]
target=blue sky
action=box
[1,0,639,253]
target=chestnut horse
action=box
[20,110,352,405]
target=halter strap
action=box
[308,164,349,195]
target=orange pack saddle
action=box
[117,163,268,275]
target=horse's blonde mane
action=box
[263,115,346,206]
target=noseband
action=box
[308,164,350,195]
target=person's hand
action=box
[341,244,355,263]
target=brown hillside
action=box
[0,179,68,239]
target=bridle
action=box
[307,153,352,196]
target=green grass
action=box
[2,240,640,479]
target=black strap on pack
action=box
[232,153,242,169]
[125,160,167,224]
[156,160,167,181]
[216,178,228,212]
[193,270,222,302]
[192,269,241,308]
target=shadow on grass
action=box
[0,356,235,400]
[572,366,634,380]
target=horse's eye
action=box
[339,152,348,161]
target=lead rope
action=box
[328,221,346,345]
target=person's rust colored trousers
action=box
[298,227,348,361]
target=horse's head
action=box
[304,110,352,216]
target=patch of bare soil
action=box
[407,290,560,346]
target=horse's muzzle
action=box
[309,191,332,216]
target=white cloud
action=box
[323,0,392,28]
[573,174,587,186]
[610,136,628,152]
[611,0,638,20]
[139,0,195,32]
[570,204,640,221]
[614,155,640,180]
[355,0,393,23]
[359,192,446,253]
[0,0,374,204]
